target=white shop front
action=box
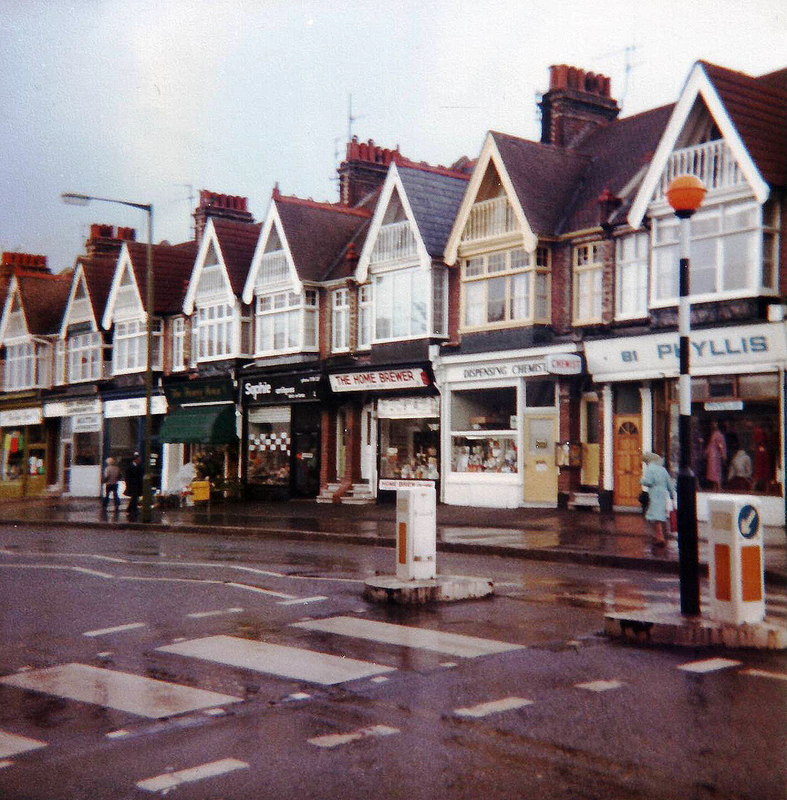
[584,321,786,525]
[436,347,581,509]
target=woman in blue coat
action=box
[641,452,675,547]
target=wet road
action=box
[0,523,785,799]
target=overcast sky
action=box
[1,0,785,272]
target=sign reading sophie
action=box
[329,368,431,393]
[243,373,322,405]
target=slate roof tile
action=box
[15,271,72,335]
[211,218,262,296]
[125,240,199,314]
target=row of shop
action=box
[1,321,784,525]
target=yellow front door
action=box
[524,414,558,503]
[613,415,642,506]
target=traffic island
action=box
[364,574,494,605]
[604,607,787,650]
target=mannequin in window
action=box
[704,420,727,491]
[726,436,752,491]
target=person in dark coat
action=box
[124,453,144,517]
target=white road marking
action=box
[136,758,249,792]
[286,692,312,701]
[277,596,328,606]
[575,680,625,692]
[454,697,533,718]
[678,658,742,673]
[0,730,47,758]
[106,729,131,739]
[0,564,114,579]
[0,663,241,719]
[308,724,399,748]
[224,582,295,599]
[740,668,787,682]
[291,616,525,658]
[83,622,146,637]
[186,607,244,619]
[157,635,396,685]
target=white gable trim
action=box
[444,132,538,266]
[101,244,143,330]
[59,264,98,336]
[242,202,301,304]
[355,163,430,283]
[0,278,28,343]
[628,62,770,229]
[183,218,235,314]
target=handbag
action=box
[667,496,678,533]
[638,490,649,512]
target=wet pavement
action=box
[0,495,784,584]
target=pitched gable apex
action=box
[444,132,540,265]
[356,163,429,283]
[242,202,300,303]
[101,245,140,329]
[0,279,27,341]
[60,263,100,335]
[628,61,772,229]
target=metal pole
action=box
[142,207,154,523]
[676,210,700,616]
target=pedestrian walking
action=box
[101,457,121,511]
[641,452,675,548]
[124,452,144,517]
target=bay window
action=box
[572,243,603,324]
[462,246,550,329]
[68,331,103,383]
[331,289,350,352]
[653,200,775,302]
[358,284,372,349]
[374,267,428,340]
[615,233,649,319]
[255,289,318,355]
[192,303,234,362]
[4,342,35,390]
[112,319,163,373]
[171,317,186,372]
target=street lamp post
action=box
[665,175,707,616]
[62,193,155,523]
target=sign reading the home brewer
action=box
[329,368,431,393]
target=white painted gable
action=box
[60,265,97,335]
[183,218,236,314]
[242,203,300,304]
[102,244,143,329]
[0,281,28,342]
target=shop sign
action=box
[545,353,583,375]
[378,397,439,419]
[43,398,101,418]
[379,478,436,491]
[585,323,787,379]
[446,359,550,382]
[0,407,42,427]
[73,414,101,432]
[243,373,322,404]
[104,396,168,418]
[704,401,744,412]
[329,368,430,393]
[164,378,234,405]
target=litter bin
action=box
[707,498,765,624]
[396,486,437,581]
[190,480,211,504]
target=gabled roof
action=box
[68,253,119,329]
[184,217,261,313]
[628,60,783,227]
[0,270,71,341]
[275,193,372,282]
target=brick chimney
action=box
[539,64,620,149]
[193,191,254,242]
[85,224,136,257]
[338,137,404,207]
[1,252,50,279]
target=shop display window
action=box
[450,387,518,473]
[380,418,439,480]
[248,407,290,487]
[668,374,781,495]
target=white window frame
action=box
[4,341,36,390]
[615,233,649,320]
[357,284,372,350]
[112,319,163,374]
[171,317,186,372]
[373,265,430,342]
[331,288,350,353]
[254,289,318,356]
[572,243,604,324]
[68,331,103,383]
[461,246,550,331]
[192,302,235,363]
[651,199,775,305]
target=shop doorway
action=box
[614,416,642,506]
[360,404,375,487]
[523,414,558,503]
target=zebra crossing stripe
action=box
[454,697,533,718]
[83,622,145,637]
[0,664,241,719]
[291,616,524,658]
[678,658,741,673]
[308,725,399,749]
[740,668,787,682]
[157,635,396,685]
[0,730,47,758]
[136,758,249,792]
[575,680,625,692]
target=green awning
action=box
[159,404,237,444]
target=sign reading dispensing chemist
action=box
[444,353,582,383]
[584,323,786,381]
